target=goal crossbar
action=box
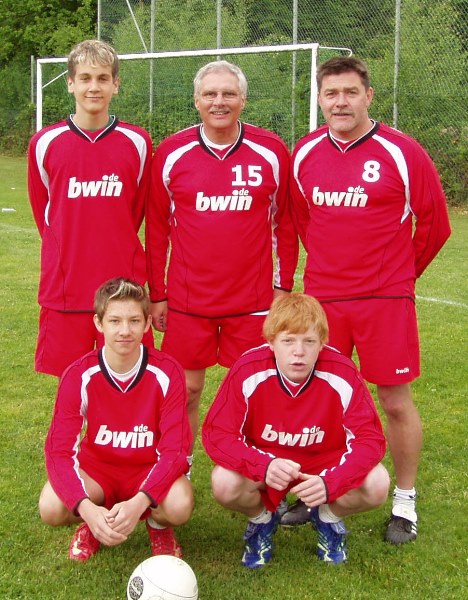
[35,43,352,132]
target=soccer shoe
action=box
[277,498,289,518]
[280,498,311,527]
[68,523,101,561]
[241,512,279,569]
[310,507,347,564]
[146,522,183,558]
[385,506,418,544]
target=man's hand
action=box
[265,458,301,491]
[150,301,168,332]
[290,473,327,507]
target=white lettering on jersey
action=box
[68,174,123,198]
[362,160,381,182]
[312,186,368,207]
[395,367,410,374]
[94,424,154,448]
[231,164,263,186]
[261,423,325,447]
[195,189,253,211]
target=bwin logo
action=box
[261,423,325,447]
[312,185,368,207]
[195,189,253,211]
[68,174,123,198]
[94,424,154,448]
[395,367,410,374]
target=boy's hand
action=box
[290,474,327,507]
[265,458,301,491]
[77,499,127,546]
[106,492,151,537]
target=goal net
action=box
[35,44,351,148]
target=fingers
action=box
[266,458,302,490]
[290,475,327,507]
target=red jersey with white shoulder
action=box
[291,121,451,300]
[146,122,298,317]
[28,117,152,311]
[202,344,386,503]
[44,346,192,513]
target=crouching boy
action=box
[39,278,193,561]
[202,293,389,567]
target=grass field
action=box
[0,155,466,599]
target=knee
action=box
[160,480,194,526]
[38,481,71,526]
[377,384,415,418]
[364,464,391,508]
[211,466,242,507]
[38,496,69,526]
[185,371,205,406]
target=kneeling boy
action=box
[202,293,389,567]
[39,278,193,561]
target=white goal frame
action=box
[35,43,352,133]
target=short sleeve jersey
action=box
[291,121,451,300]
[146,122,298,317]
[28,117,152,311]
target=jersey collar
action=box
[197,121,244,160]
[67,114,119,143]
[328,120,380,153]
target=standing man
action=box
[146,60,298,447]
[28,40,153,378]
[285,56,451,544]
[202,293,389,567]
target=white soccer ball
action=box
[127,555,198,600]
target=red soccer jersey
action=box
[291,122,451,300]
[202,344,386,503]
[44,346,192,513]
[146,122,298,317]
[28,117,152,311]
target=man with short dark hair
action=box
[284,56,451,544]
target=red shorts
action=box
[162,310,266,370]
[321,297,420,385]
[79,455,153,515]
[35,308,154,377]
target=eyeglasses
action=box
[199,90,241,101]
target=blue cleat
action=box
[241,512,280,568]
[310,507,347,564]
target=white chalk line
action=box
[416,296,467,309]
[2,224,466,309]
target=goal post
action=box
[35,43,352,145]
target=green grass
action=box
[0,155,466,599]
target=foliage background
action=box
[0,0,466,205]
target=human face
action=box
[194,70,246,143]
[94,300,151,370]
[318,71,374,141]
[269,326,323,384]
[68,62,119,128]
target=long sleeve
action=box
[27,132,52,236]
[145,146,172,303]
[409,144,451,278]
[44,366,90,513]
[140,357,192,504]
[271,144,299,291]
[316,369,387,503]
[202,368,274,483]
